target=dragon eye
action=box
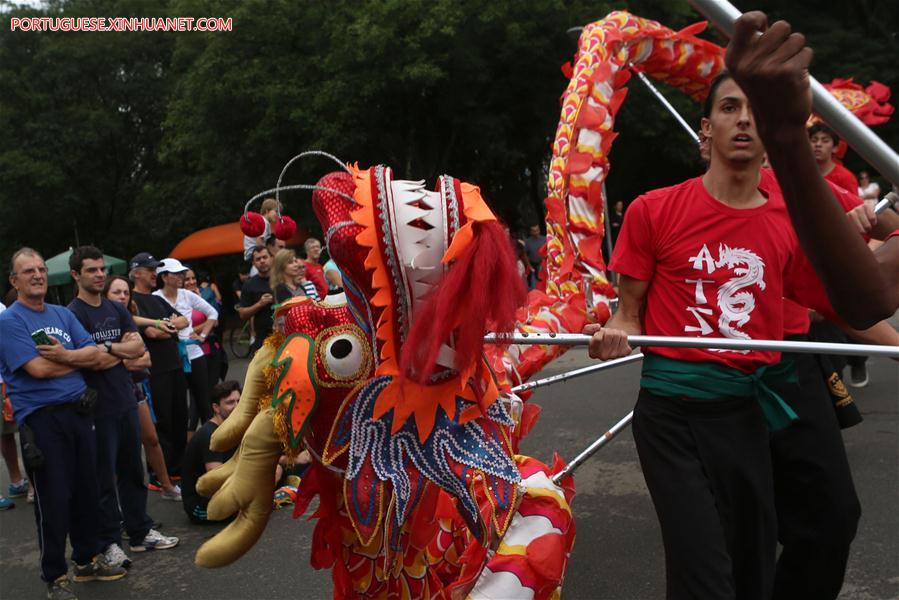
[330,338,353,359]
[320,331,370,381]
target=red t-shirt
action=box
[304,261,329,299]
[781,299,811,338]
[757,168,863,335]
[824,162,859,197]
[609,176,820,373]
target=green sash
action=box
[640,353,799,431]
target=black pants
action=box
[186,355,211,431]
[769,350,860,600]
[633,389,776,600]
[23,407,102,582]
[148,368,188,476]
[807,320,867,374]
[94,407,154,548]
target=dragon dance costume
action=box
[194,10,892,599]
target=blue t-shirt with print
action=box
[67,297,139,418]
[0,302,94,424]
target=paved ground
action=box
[0,347,896,599]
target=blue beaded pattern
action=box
[346,375,520,539]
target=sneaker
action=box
[72,555,127,582]
[130,528,179,552]
[0,496,14,510]
[46,576,77,600]
[102,543,131,569]
[848,363,869,388]
[147,480,163,492]
[160,485,182,502]
[27,486,35,504]
[8,478,28,498]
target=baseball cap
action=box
[129,252,161,270]
[157,258,189,275]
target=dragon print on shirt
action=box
[687,243,766,351]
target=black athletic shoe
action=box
[72,556,127,582]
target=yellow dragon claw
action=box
[209,344,277,452]
[195,407,282,568]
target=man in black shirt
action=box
[239,246,274,354]
[68,247,178,567]
[181,380,239,523]
[128,252,190,477]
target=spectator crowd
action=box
[0,220,334,599]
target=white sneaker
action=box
[160,485,182,501]
[130,528,179,552]
[102,542,132,569]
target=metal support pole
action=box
[551,411,634,484]
[486,332,899,358]
[687,0,899,189]
[511,353,644,394]
[874,191,898,215]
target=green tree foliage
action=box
[1,0,896,278]
[0,0,176,262]
[155,0,608,235]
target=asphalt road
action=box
[0,348,896,600]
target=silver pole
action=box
[485,332,899,358]
[510,353,644,393]
[551,411,634,484]
[687,0,899,189]
[874,191,898,215]
[631,68,701,145]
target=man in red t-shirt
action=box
[585,72,802,599]
[584,68,877,597]
[809,123,859,194]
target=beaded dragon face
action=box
[311,164,512,437]
[301,163,525,548]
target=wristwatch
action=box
[104,340,113,354]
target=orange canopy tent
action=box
[169,222,309,261]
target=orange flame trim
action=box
[349,165,401,377]
[348,165,502,440]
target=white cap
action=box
[156,258,189,275]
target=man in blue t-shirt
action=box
[67,246,179,569]
[0,247,126,596]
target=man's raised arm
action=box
[726,11,899,328]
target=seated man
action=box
[181,380,240,523]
